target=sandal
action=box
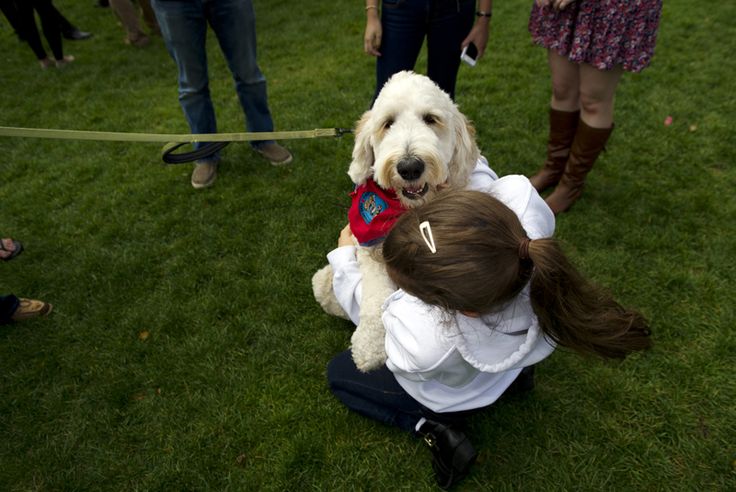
[0,238,23,261]
[11,298,53,321]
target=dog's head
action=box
[348,71,480,208]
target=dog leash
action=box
[0,126,354,164]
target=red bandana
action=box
[348,179,407,246]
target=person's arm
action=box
[364,2,382,56]
[326,225,363,325]
[461,0,492,59]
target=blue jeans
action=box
[327,350,482,433]
[375,0,475,101]
[151,0,274,157]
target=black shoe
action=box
[96,0,109,7]
[419,420,477,489]
[63,29,93,41]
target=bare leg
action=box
[548,50,580,112]
[578,63,623,128]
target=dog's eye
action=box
[383,118,394,130]
[423,114,439,125]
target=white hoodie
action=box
[328,165,556,413]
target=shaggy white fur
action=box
[312,71,481,371]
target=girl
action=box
[527,0,662,213]
[326,176,650,489]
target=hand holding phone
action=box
[460,43,479,67]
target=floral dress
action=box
[528,0,663,73]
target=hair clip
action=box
[419,221,437,254]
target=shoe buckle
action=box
[423,434,438,450]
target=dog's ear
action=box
[348,111,374,185]
[448,112,481,187]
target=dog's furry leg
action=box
[350,248,395,372]
[311,264,350,320]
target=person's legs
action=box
[208,0,273,142]
[0,237,23,260]
[578,62,623,128]
[207,0,290,165]
[109,0,148,46]
[548,49,580,112]
[327,350,425,433]
[545,63,621,214]
[153,0,219,187]
[425,0,474,99]
[374,0,428,102]
[0,294,20,324]
[528,50,582,192]
[327,350,480,489]
[152,0,216,145]
[534,50,580,185]
[14,2,49,61]
[1,0,24,39]
[138,0,160,34]
[33,0,65,61]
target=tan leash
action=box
[0,126,353,163]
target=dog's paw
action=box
[350,318,388,372]
[312,264,350,320]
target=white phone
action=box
[460,43,478,67]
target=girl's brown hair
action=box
[382,190,651,359]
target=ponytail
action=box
[527,239,651,359]
[383,189,651,360]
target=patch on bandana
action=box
[359,192,387,224]
[348,179,407,246]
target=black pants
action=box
[0,0,22,33]
[327,350,484,433]
[1,0,75,40]
[0,294,20,324]
[16,0,64,60]
[375,0,475,101]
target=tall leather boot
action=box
[529,108,580,192]
[546,120,613,214]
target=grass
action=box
[0,0,734,490]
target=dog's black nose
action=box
[397,156,425,181]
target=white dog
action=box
[313,71,486,371]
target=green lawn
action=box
[1,0,734,490]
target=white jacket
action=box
[328,164,556,412]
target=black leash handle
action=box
[161,141,231,164]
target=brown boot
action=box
[545,120,613,214]
[529,108,580,192]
